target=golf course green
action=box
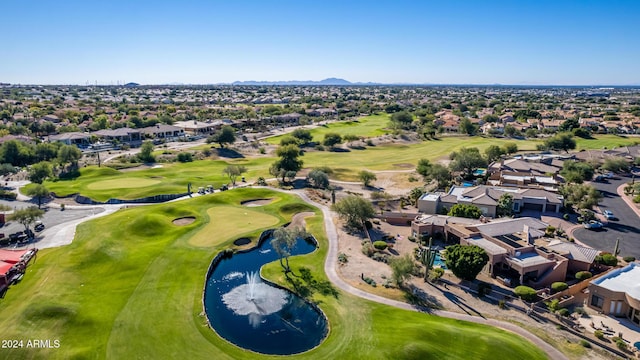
[0,188,547,359]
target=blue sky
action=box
[1,0,639,85]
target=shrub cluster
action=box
[372,240,388,250]
[551,282,568,293]
[514,286,537,302]
[575,271,593,281]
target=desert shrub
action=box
[563,213,570,220]
[371,252,389,263]
[514,286,537,302]
[594,330,604,340]
[361,241,375,257]
[634,195,640,203]
[498,300,507,309]
[557,308,570,317]
[373,240,388,250]
[574,307,586,316]
[363,276,377,287]
[366,139,374,146]
[256,177,267,186]
[545,226,556,237]
[612,337,627,350]
[579,340,591,348]
[428,267,445,282]
[596,253,619,266]
[623,256,636,263]
[176,152,193,162]
[338,253,348,264]
[575,271,593,280]
[551,282,568,293]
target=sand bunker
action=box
[241,198,274,207]
[172,216,196,226]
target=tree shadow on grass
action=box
[286,266,340,300]
[216,148,245,158]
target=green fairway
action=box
[265,114,391,145]
[574,134,639,150]
[188,205,279,247]
[0,189,547,360]
[87,178,161,190]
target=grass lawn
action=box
[574,134,640,150]
[0,188,547,360]
[36,134,638,201]
[265,114,391,145]
[188,205,280,247]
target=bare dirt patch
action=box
[241,198,274,207]
[172,216,196,226]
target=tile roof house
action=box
[435,217,596,288]
[418,185,564,218]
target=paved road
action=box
[289,189,567,360]
[573,174,640,259]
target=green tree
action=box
[539,133,576,152]
[331,195,375,230]
[208,125,236,148]
[389,254,416,287]
[429,164,453,188]
[25,184,49,209]
[272,226,309,273]
[458,118,478,135]
[28,161,53,184]
[279,136,299,146]
[449,147,487,177]
[138,141,155,163]
[57,144,82,170]
[222,165,247,186]
[502,142,518,155]
[497,193,514,217]
[270,144,303,182]
[503,124,517,137]
[447,204,483,219]
[323,132,343,148]
[445,244,489,281]
[602,158,630,173]
[560,161,595,184]
[389,111,413,129]
[8,206,45,232]
[343,134,361,147]
[408,187,425,206]
[291,128,313,145]
[416,158,432,180]
[484,145,505,163]
[307,169,330,189]
[358,170,376,187]
[560,184,602,210]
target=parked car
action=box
[603,210,617,220]
[604,172,615,179]
[594,175,605,182]
[584,220,604,230]
[34,221,45,232]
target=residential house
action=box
[141,124,185,140]
[417,185,564,218]
[174,120,223,136]
[94,128,142,145]
[588,263,640,323]
[48,132,91,146]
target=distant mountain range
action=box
[231,78,369,86]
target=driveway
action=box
[572,174,640,258]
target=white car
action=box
[603,210,616,220]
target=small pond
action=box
[203,232,328,354]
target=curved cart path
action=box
[291,189,567,360]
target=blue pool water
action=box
[203,233,328,355]
[434,253,447,269]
